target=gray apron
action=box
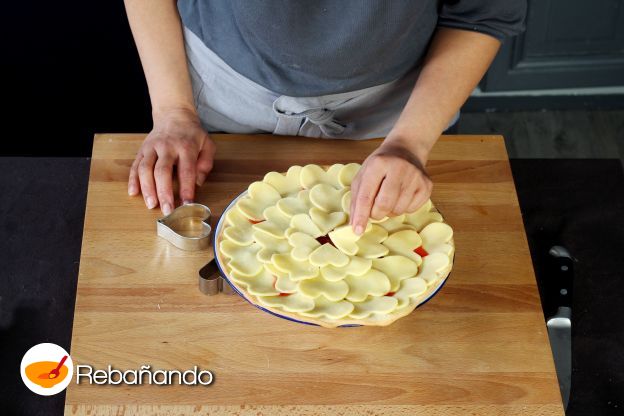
[184,27,458,139]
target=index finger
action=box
[177,151,197,204]
[128,154,142,196]
[350,165,385,235]
[349,169,363,222]
[138,149,158,209]
[154,155,175,215]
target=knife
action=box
[546,245,574,410]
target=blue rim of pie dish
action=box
[213,191,453,327]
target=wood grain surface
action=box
[65,134,563,415]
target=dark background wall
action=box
[3,1,623,157]
[2,0,150,157]
[482,0,624,92]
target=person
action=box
[124,0,526,235]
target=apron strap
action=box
[272,98,345,137]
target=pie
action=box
[216,163,454,327]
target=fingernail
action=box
[354,224,364,235]
[196,173,206,187]
[182,199,193,205]
[145,196,157,209]
[128,184,137,196]
[162,202,172,215]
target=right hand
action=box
[128,108,215,215]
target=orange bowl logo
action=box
[21,343,73,396]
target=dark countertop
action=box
[0,157,622,415]
[511,159,624,415]
[0,158,89,416]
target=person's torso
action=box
[178,0,439,97]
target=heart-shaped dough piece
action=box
[223,206,254,245]
[263,165,303,196]
[288,213,323,238]
[349,296,398,319]
[309,183,346,213]
[253,230,291,263]
[392,277,428,308]
[288,232,321,261]
[416,252,451,285]
[420,222,454,256]
[300,164,343,189]
[237,181,282,221]
[344,269,391,302]
[376,215,414,233]
[338,163,361,187]
[310,207,347,235]
[230,268,280,296]
[220,240,263,277]
[356,224,389,259]
[275,275,299,293]
[420,222,453,244]
[225,205,251,227]
[320,256,372,281]
[276,190,310,218]
[299,276,349,301]
[272,253,319,281]
[382,229,423,263]
[257,292,315,313]
[223,225,254,246]
[328,224,369,255]
[405,199,443,231]
[372,255,420,291]
[300,296,354,319]
[309,243,350,267]
[252,206,291,238]
[264,263,299,293]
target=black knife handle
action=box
[548,246,574,309]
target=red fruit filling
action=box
[385,291,396,296]
[248,219,264,224]
[316,234,335,246]
[414,246,428,257]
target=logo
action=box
[20,343,74,396]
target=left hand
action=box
[349,137,432,235]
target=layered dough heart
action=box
[217,163,454,327]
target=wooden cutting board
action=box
[65,133,564,415]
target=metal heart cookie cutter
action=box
[157,203,212,251]
[199,260,234,296]
[156,203,232,296]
